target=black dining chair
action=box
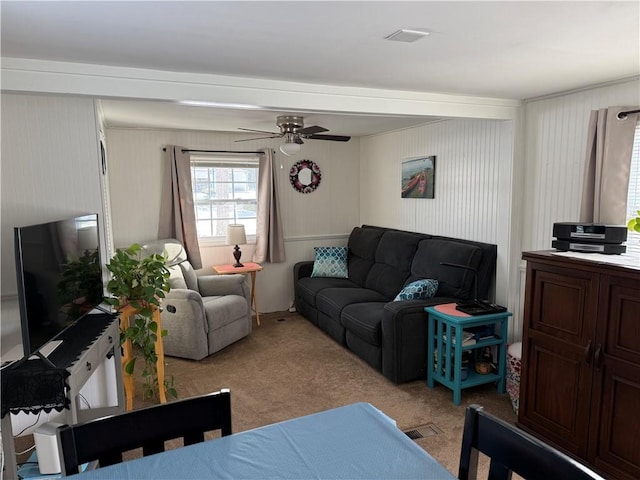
[458,404,605,480]
[57,389,232,476]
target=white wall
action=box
[358,79,640,342]
[507,78,640,341]
[359,119,516,309]
[522,79,640,251]
[104,128,360,312]
[0,93,104,348]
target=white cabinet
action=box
[1,315,124,478]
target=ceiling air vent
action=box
[384,28,430,43]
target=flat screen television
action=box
[14,213,106,359]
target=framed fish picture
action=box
[401,155,435,198]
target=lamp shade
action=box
[280,142,301,156]
[226,224,247,245]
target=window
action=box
[190,154,259,240]
[627,122,640,255]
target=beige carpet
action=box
[135,311,517,477]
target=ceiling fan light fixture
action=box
[280,141,301,156]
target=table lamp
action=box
[226,224,247,267]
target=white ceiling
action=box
[1,1,638,136]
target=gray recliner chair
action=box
[141,239,252,360]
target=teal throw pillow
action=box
[311,246,348,278]
[393,279,439,301]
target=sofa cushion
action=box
[296,276,358,307]
[341,302,386,346]
[347,226,385,287]
[409,239,483,298]
[393,279,439,301]
[311,246,348,278]
[316,287,388,320]
[364,230,421,298]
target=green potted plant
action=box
[105,243,177,401]
[628,210,640,234]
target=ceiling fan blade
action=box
[294,136,304,144]
[297,125,329,135]
[307,134,351,142]
[234,134,282,142]
[238,127,282,135]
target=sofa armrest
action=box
[381,298,457,383]
[197,274,249,299]
[294,261,314,281]
[161,289,209,360]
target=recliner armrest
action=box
[164,288,204,305]
[198,274,248,298]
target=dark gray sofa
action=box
[293,225,497,383]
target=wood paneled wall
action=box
[522,79,640,252]
[359,119,515,316]
[0,93,104,345]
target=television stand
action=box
[1,314,124,478]
[35,339,63,359]
[17,340,65,368]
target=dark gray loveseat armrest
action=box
[381,297,458,383]
[294,261,314,281]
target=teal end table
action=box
[425,304,511,406]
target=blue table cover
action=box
[70,402,455,479]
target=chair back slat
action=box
[98,452,123,468]
[459,404,605,480]
[142,440,165,457]
[57,389,231,475]
[184,431,206,446]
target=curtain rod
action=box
[618,108,640,119]
[162,148,263,154]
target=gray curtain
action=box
[158,145,202,269]
[253,149,286,263]
[580,107,639,225]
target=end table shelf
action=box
[425,304,511,405]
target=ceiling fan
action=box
[236,115,351,155]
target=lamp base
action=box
[233,245,244,268]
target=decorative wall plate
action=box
[289,159,321,193]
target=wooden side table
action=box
[425,303,511,405]
[213,262,263,325]
[119,304,166,410]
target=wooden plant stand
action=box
[119,303,166,410]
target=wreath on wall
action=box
[289,159,321,194]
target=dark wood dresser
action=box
[519,251,640,480]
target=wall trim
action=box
[524,75,640,103]
[285,233,350,242]
[2,58,522,120]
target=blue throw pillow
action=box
[311,246,348,278]
[393,279,439,301]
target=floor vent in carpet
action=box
[404,423,442,440]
